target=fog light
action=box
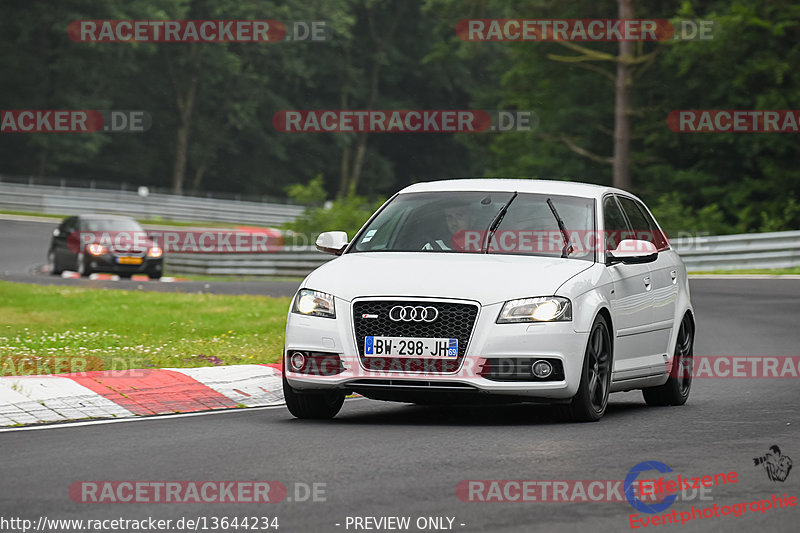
[531,360,553,378]
[289,352,307,371]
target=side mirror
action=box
[52,228,61,237]
[606,239,658,265]
[316,231,349,255]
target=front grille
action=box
[346,379,476,390]
[352,300,479,372]
[111,250,147,257]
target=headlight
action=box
[292,289,336,318]
[87,244,107,256]
[147,246,163,258]
[497,296,572,323]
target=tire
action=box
[563,314,613,422]
[643,313,694,406]
[48,250,62,275]
[76,253,91,277]
[148,271,162,280]
[282,370,345,419]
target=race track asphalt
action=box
[1,217,798,532]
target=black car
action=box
[48,215,164,278]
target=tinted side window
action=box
[602,196,630,251]
[635,201,669,250]
[618,197,668,250]
[63,217,77,233]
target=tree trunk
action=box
[190,157,208,194]
[347,57,381,196]
[163,46,199,195]
[613,0,633,191]
[172,122,190,194]
[338,81,352,197]
[35,151,47,178]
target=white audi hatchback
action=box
[282,179,695,421]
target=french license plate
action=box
[117,256,143,265]
[364,336,458,358]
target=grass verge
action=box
[0,209,266,229]
[170,273,304,283]
[0,280,289,376]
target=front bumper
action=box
[88,254,163,275]
[284,297,587,401]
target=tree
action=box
[337,0,405,197]
[540,0,660,190]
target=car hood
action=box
[303,252,593,305]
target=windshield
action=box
[79,218,143,232]
[350,191,595,261]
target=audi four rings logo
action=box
[389,306,439,322]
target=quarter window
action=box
[602,196,630,251]
[617,196,668,251]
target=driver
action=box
[421,205,477,251]
[445,206,473,236]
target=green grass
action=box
[138,217,251,228]
[0,280,290,376]
[0,209,62,219]
[689,266,800,275]
[171,273,304,283]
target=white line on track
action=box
[0,397,366,433]
[0,404,286,433]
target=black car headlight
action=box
[292,289,336,319]
[497,296,572,323]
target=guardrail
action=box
[671,230,800,271]
[0,181,305,226]
[163,231,800,277]
[166,247,330,277]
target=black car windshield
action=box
[79,218,143,232]
[350,191,595,261]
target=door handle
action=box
[670,270,678,284]
[643,276,651,290]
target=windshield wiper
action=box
[482,192,517,253]
[547,198,574,258]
